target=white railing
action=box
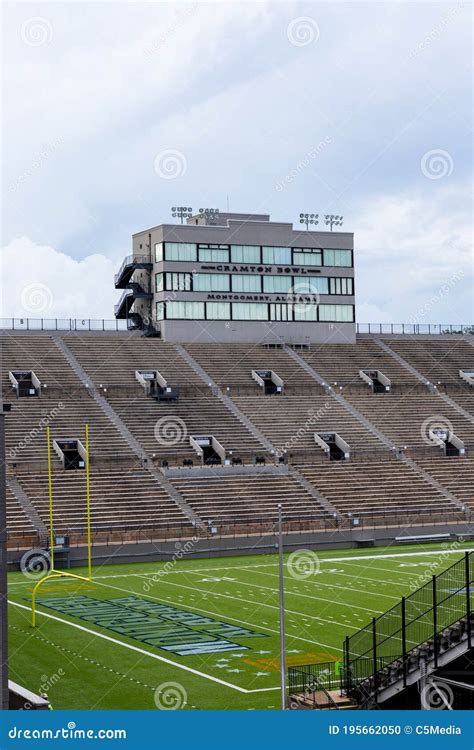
[357,323,473,335]
[0,318,129,332]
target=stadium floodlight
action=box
[171,206,193,224]
[299,212,319,230]
[325,214,344,231]
[199,208,220,225]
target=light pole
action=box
[299,213,319,230]
[325,214,344,231]
[171,206,193,224]
[278,504,287,710]
[0,402,11,710]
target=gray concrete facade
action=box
[118,211,356,343]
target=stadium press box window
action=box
[156,301,355,322]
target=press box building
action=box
[114,211,355,344]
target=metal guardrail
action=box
[114,254,152,285]
[0,318,129,332]
[357,324,474,335]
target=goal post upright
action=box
[31,423,93,627]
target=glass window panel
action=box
[293,249,322,266]
[295,277,329,295]
[155,273,164,292]
[193,274,230,292]
[293,305,318,321]
[232,275,262,292]
[156,302,165,320]
[231,245,261,263]
[262,246,292,265]
[319,304,354,322]
[232,303,268,320]
[207,302,231,320]
[270,304,292,321]
[323,249,352,267]
[198,247,229,262]
[165,243,197,261]
[155,243,163,262]
[263,276,293,294]
[166,301,205,319]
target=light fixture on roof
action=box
[325,214,344,231]
[199,208,220,225]
[299,213,319,230]
[171,206,193,224]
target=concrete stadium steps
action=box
[444,392,474,418]
[296,340,417,386]
[414,455,474,510]
[231,394,386,455]
[297,459,460,518]
[381,338,474,386]
[5,484,36,538]
[182,343,321,391]
[15,469,193,534]
[108,393,264,461]
[169,472,329,525]
[345,392,474,449]
[4,395,131,466]
[0,334,85,392]
[61,334,204,390]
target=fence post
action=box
[466,551,471,649]
[372,617,378,704]
[401,596,407,688]
[432,575,438,668]
[344,636,350,694]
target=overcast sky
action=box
[1,1,472,324]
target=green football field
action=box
[7,542,472,711]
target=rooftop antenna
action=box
[299,213,319,230]
[171,206,193,224]
[325,214,344,231]
[199,208,220,225]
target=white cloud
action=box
[354,183,473,324]
[0,238,123,320]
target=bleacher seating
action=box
[15,468,192,538]
[170,472,329,529]
[1,331,473,546]
[183,343,320,391]
[297,459,461,520]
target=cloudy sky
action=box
[1,1,472,324]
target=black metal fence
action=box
[345,551,473,695]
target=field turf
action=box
[7,542,472,710]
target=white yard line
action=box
[8,547,470,588]
[9,601,248,693]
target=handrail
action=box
[0,318,129,332]
[114,254,152,284]
[357,323,474,335]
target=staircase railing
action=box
[344,551,473,700]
